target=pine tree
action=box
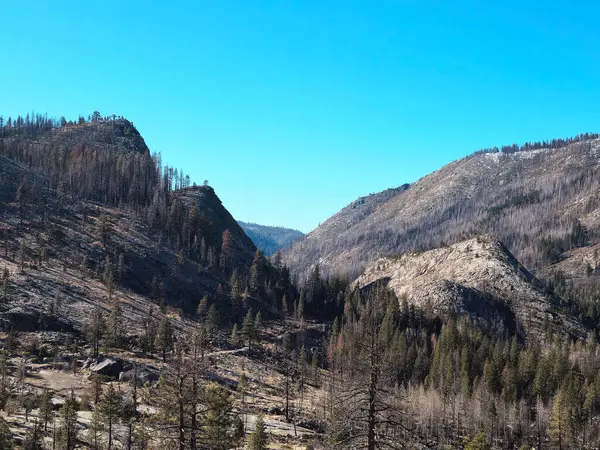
[84,373,104,407]
[133,421,152,450]
[242,309,256,348]
[19,240,26,273]
[23,419,43,450]
[230,269,240,301]
[16,179,26,225]
[56,390,78,450]
[155,316,174,361]
[39,245,48,268]
[98,215,111,248]
[297,291,305,325]
[220,229,234,273]
[207,304,219,335]
[231,323,240,346]
[106,297,122,351]
[203,386,236,449]
[98,383,123,450]
[238,373,249,432]
[0,416,13,449]
[86,306,106,358]
[87,408,104,450]
[250,249,264,292]
[147,336,208,450]
[463,431,490,450]
[311,350,320,385]
[38,388,53,431]
[247,414,268,450]
[104,255,114,301]
[140,307,158,356]
[254,311,262,342]
[232,415,245,449]
[1,267,10,302]
[548,389,571,450]
[197,296,209,321]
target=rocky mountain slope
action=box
[0,121,257,331]
[0,116,329,449]
[283,138,600,282]
[238,221,304,255]
[356,236,585,339]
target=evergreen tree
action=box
[38,388,53,431]
[207,304,220,335]
[84,373,104,407]
[247,414,268,450]
[254,311,262,341]
[23,419,43,450]
[220,229,234,273]
[197,296,209,321]
[140,307,158,356]
[548,389,571,450]
[1,267,9,302]
[203,386,236,449]
[117,252,125,280]
[86,305,106,358]
[106,297,122,350]
[0,416,13,449]
[463,431,490,450]
[56,390,78,450]
[103,254,114,300]
[230,269,240,301]
[98,215,111,248]
[250,249,264,292]
[19,240,26,273]
[297,291,305,324]
[155,316,174,361]
[98,383,123,450]
[231,323,240,346]
[232,415,245,449]
[16,179,26,225]
[87,408,104,450]
[242,309,256,348]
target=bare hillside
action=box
[283,139,600,281]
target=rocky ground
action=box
[0,318,325,449]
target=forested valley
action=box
[1,112,600,449]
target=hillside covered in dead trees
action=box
[2,113,600,449]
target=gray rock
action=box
[268,406,283,415]
[89,358,123,378]
[82,358,94,369]
[119,368,159,387]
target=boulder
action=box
[89,358,123,379]
[268,406,283,415]
[119,369,159,387]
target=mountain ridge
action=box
[283,138,600,283]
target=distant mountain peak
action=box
[238,221,304,255]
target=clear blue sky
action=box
[1,1,599,232]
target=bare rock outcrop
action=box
[356,236,586,339]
